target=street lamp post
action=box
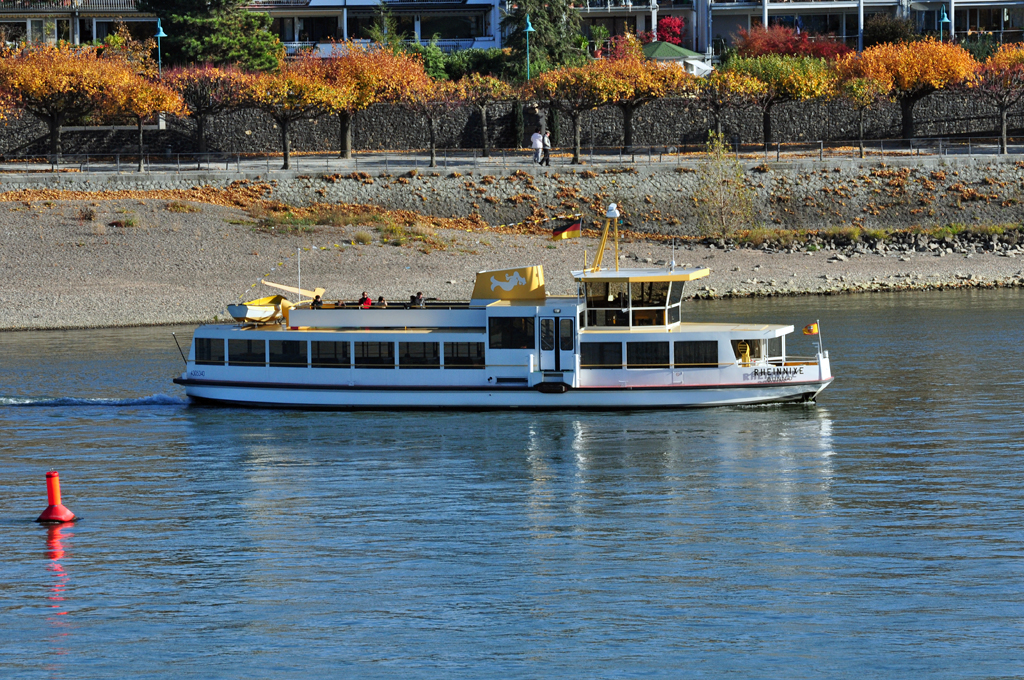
[524,15,535,80]
[939,6,951,42]
[155,19,167,76]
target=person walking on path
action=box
[531,127,543,164]
[540,130,552,167]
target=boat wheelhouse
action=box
[173,209,833,409]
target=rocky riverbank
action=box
[1,197,1022,331]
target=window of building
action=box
[581,342,622,369]
[228,339,266,366]
[421,14,486,39]
[311,341,349,368]
[489,318,535,349]
[347,15,376,40]
[195,338,224,365]
[269,340,307,368]
[355,341,394,368]
[627,342,670,369]
[0,23,27,44]
[674,340,718,367]
[399,342,440,368]
[298,17,338,42]
[444,342,485,369]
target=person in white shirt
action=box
[530,127,543,164]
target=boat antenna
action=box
[171,332,187,366]
[297,248,301,303]
[671,238,676,271]
[817,318,824,355]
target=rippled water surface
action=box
[2,290,1023,679]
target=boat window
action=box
[489,317,535,349]
[559,318,574,351]
[731,339,764,361]
[668,281,685,306]
[585,281,629,310]
[269,340,307,368]
[674,340,719,367]
[228,339,266,366]
[311,341,349,368]
[580,342,622,368]
[444,342,485,369]
[667,306,680,324]
[540,318,555,351]
[586,309,629,327]
[631,309,665,326]
[626,342,670,369]
[767,337,783,360]
[399,342,440,368]
[355,341,395,368]
[195,338,224,365]
[631,281,669,308]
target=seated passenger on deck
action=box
[311,295,322,309]
[358,292,372,309]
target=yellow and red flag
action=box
[803,323,819,335]
[552,219,582,241]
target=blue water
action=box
[1,290,1023,679]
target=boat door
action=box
[539,317,576,372]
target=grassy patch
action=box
[78,206,96,222]
[353,231,373,245]
[108,217,138,228]
[165,201,202,213]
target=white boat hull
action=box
[173,378,832,410]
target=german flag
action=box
[552,219,582,241]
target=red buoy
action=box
[36,471,76,524]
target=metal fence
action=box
[2,136,1023,175]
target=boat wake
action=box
[0,394,189,407]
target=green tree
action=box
[728,55,836,144]
[501,0,584,76]
[693,132,757,237]
[135,0,282,71]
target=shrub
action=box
[353,231,373,245]
[657,16,686,46]
[78,206,96,221]
[736,25,850,59]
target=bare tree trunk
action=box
[859,108,865,159]
[479,103,489,158]
[900,97,917,141]
[46,113,65,165]
[762,101,774,145]
[280,118,291,170]
[714,109,723,137]
[571,111,582,164]
[196,114,207,154]
[137,117,145,172]
[428,115,436,168]
[339,110,352,159]
[621,103,634,150]
[1001,106,1009,155]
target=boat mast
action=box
[297,248,301,303]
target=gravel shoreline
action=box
[2,198,1022,331]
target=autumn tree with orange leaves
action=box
[460,73,513,158]
[0,45,132,160]
[605,56,693,150]
[245,67,354,169]
[107,76,186,171]
[320,43,426,159]
[839,40,977,139]
[728,55,836,144]
[532,64,626,164]
[164,66,251,153]
[966,44,1024,154]
[399,78,466,168]
[691,70,766,138]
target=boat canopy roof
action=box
[571,267,710,283]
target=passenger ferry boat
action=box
[173,207,833,409]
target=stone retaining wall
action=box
[3,91,1024,158]
[3,155,1023,234]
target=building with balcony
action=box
[246,0,502,54]
[0,0,154,44]
[691,0,1024,55]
